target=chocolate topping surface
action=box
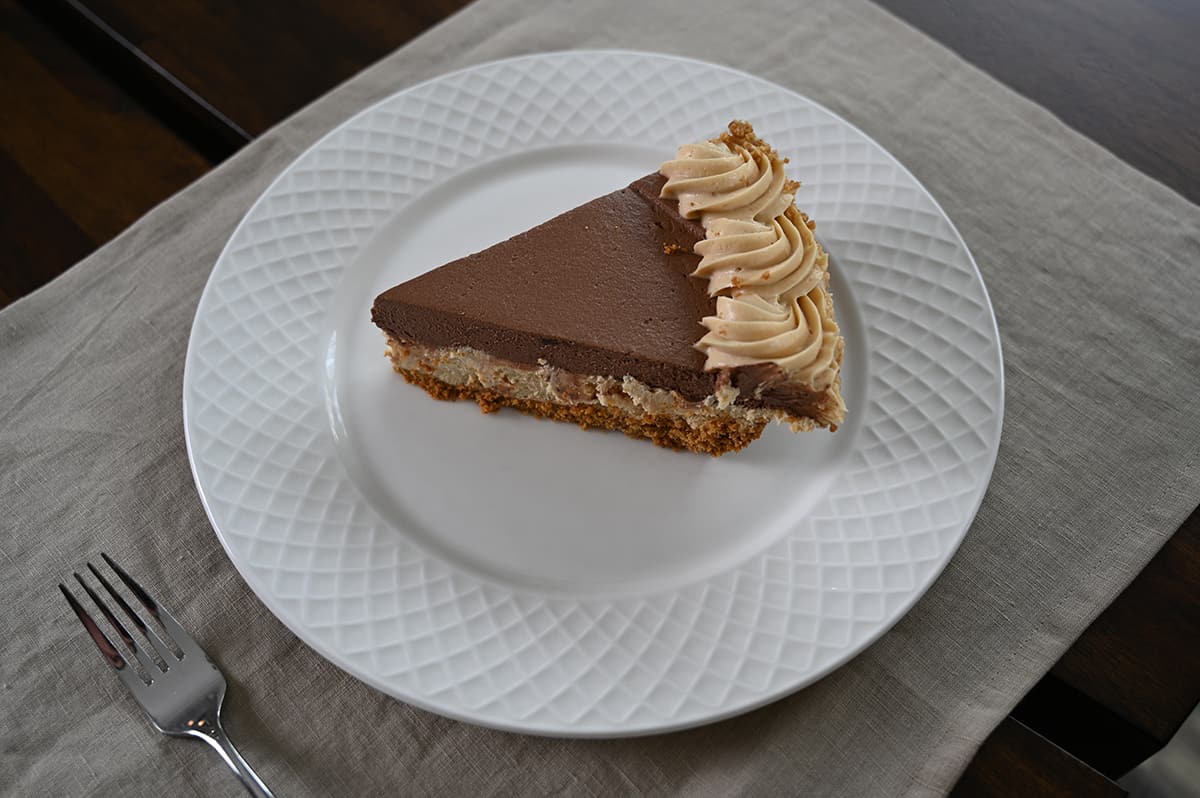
[371,173,829,415]
[373,174,718,400]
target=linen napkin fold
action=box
[2,0,1198,795]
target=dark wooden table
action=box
[4,0,1198,793]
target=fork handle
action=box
[192,726,276,798]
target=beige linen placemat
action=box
[3,0,1198,795]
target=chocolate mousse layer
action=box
[372,173,837,421]
[372,176,718,401]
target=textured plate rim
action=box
[183,49,1005,737]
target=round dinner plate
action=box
[184,50,1003,736]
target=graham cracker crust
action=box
[396,367,767,456]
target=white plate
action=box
[184,51,1003,736]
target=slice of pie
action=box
[371,121,845,455]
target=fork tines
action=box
[59,553,188,686]
[60,553,275,796]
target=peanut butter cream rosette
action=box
[660,121,844,403]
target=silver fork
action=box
[60,553,275,798]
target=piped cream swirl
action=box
[692,210,826,300]
[697,289,840,390]
[659,122,841,389]
[660,141,793,224]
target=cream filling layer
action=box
[386,338,822,432]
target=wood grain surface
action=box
[951,718,1126,797]
[876,0,1200,205]
[1013,506,1200,778]
[0,0,209,306]
[38,0,474,140]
